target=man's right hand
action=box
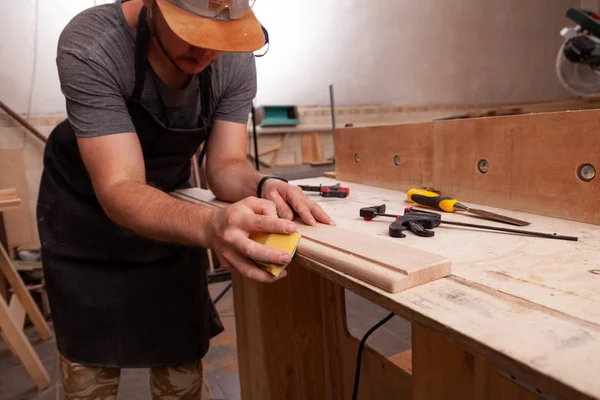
[207,197,297,283]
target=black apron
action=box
[36,6,223,368]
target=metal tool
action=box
[299,183,349,198]
[360,205,578,241]
[407,189,530,226]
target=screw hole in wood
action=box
[478,159,489,174]
[577,163,596,182]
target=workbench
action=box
[186,110,600,399]
[180,177,599,400]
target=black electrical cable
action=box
[213,282,233,305]
[352,312,395,400]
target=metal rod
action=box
[251,105,259,171]
[0,101,47,143]
[329,84,336,132]
[441,220,578,241]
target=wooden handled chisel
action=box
[407,189,530,226]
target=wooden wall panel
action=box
[334,123,435,192]
[334,109,600,225]
[433,110,600,225]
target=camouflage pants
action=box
[59,355,203,400]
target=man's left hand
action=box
[261,179,335,226]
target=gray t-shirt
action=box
[56,1,257,137]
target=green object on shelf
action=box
[256,105,300,127]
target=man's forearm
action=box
[98,179,214,247]
[207,160,264,202]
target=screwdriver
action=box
[407,189,531,227]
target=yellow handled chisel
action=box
[407,189,530,226]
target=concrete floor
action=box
[0,281,411,400]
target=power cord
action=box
[352,312,395,400]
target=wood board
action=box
[333,109,600,225]
[0,150,33,247]
[0,189,21,212]
[172,188,451,293]
[334,122,435,192]
[433,109,600,225]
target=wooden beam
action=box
[173,189,451,293]
[0,244,51,340]
[0,294,50,391]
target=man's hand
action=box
[260,179,336,226]
[207,197,297,283]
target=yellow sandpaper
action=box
[249,231,302,277]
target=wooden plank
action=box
[2,294,27,357]
[8,294,26,330]
[257,141,282,156]
[319,278,412,400]
[412,322,474,400]
[333,110,600,225]
[269,133,288,166]
[388,350,412,375]
[232,258,412,400]
[0,150,33,247]
[231,261,323,399]
[412,323,542,400]
[0,213,8,300]
[0,188,21,212]
[334,122,434,191]
[0,294,50,391]
[301,132,318,163]
[0,244,52,340]
[173,188,451,293]
[433,109,600,225]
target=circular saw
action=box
[557,8,600,97]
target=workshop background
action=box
[1,0,598,399]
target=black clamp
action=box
[360,204,442,238]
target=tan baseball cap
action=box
[155,0,265,52]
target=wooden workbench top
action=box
[288,177,600,400]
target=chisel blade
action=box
[464,207,530,226]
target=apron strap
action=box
[197,66,213,168]
[132,6,149,102]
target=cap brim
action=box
[156,0,265,52]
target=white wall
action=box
[253,0,591,106]
[0,0,596,114]
[0,1,115,115]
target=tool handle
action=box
[407,189,458,212]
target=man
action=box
[37,0,333,398]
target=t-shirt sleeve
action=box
[212,54,257,124]
[57,49,135,138]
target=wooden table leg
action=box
[232,259,411,399]
[0,212,9,300]
[0,293,50,391]
[412,322,541,400]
